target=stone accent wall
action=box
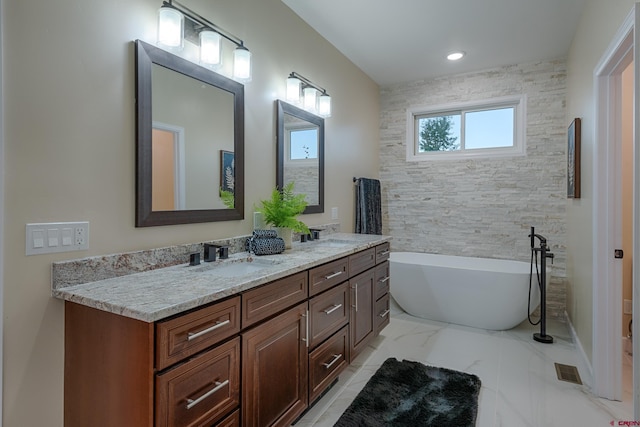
[380,59,567,320]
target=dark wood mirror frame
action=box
[135,40,245,227]
[276,100,324,214]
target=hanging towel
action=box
[355,178,382,235]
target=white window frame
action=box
[406,94,527,161]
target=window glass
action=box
[289,128,318,160]
[417,114,461,152]
[465,108,514,150]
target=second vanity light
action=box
[157,0,252,82]
[286,72,331,118]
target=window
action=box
[406,95,526,161]
[289,128,318,160]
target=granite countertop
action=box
[52,233,391,323]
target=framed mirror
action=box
[276,100,324,214]
[135,40,244,227]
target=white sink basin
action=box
[313,239,355,248]
[195,259,280,278]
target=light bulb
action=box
[233,46,252,82]
[303,87,317,113]
[157,7,184,49]
[200,30,221,67]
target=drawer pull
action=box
[323,304,343,315]
[186,379,229,410]
[379,309,390,318]
[352,284,358,312]
[379,250,390,256]
[324,271,343,280]
[378,276,390,283]
[187,319,231,341]
[322,353,343,369]
[302,310,309,348]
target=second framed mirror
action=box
[276,100,324,214]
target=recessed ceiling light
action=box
[447,51,465,61]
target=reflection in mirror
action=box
[151,64,234,210]
[276,100,324,214]
[135,40,244,226]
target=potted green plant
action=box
[258,182,309,248]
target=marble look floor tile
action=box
[294,314,634,427]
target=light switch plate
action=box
[26,222,89,255]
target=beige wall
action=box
[2,0,379,425]
[565,0,636,362]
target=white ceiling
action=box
[282,0,588,86]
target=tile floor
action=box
[295,301,634,426]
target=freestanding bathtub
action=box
[390,252,542,330]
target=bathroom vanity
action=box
[54,233,390,427]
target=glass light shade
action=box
[157,7,184,48]
[286,77,301,104]
[200,30,222,67]
[318,93,331,117]
[303,87,317,112]
[233,46,252,82]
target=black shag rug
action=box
[334,358,481,426]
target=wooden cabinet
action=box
[155,337,240,427]
[309,257,348,296]
[349,269,375,361]
[242,302,308,427]
[308,282,349,348]
[308,325,349,402]
[156,296,241,370]
[64,241,390,427]
[241,272,307,328]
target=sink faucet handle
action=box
[218,245,229,259]
[203,244,217,262]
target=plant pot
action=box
[274,227,293,249]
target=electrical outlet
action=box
[75,226,86,246]
[624,299,633,315]
[26,222,89,255]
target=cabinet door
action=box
[242,302,308,427]
[349,269,375,361]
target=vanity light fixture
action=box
[157,0,252,82]
[286,72,331,118]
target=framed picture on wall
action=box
[220,150,235,193]
[567,118,581,199]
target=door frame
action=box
[592,5,639,415]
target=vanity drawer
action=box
[215,409,239,427]
[348,248,375,277]
[309,282,349,348]
[374,293,390,335]
[374,261,390,301]
[156,296,241,370]
[155,337,240,427]
[242,271,308,328]
[309,257,348,296]
[375,242,391,264]
[308,326,349,403]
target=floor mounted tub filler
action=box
[390,252,543,330]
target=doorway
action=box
[592,5,639,418]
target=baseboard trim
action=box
[564,311,594,388]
